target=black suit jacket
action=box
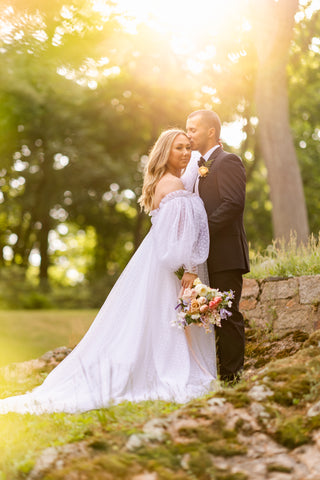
[198,147,250,275]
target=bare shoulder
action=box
[153,174,185,209]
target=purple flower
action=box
[220,308,232,320]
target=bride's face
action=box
[167,134,191,175]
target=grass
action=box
[1,285,320,478]
[1,325,320,478]
[247,232,320,279]
[0,310,97,367]
[0,401,180,480]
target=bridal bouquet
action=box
[173,278,234,333]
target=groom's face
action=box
[186,114,212,156]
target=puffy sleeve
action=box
[151,191,209,273]
[181,153,199,192]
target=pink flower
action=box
[182,288,197,301]
[200,304,209,313]
[182,288,193,301]
[209,297,222,310]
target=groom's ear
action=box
[208,127,216,139]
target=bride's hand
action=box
[181,272,198,289]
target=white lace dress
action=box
[0,190,217,414]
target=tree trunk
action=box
[133,208,147,251]
[39,219,50,291]
[251,0,309,242]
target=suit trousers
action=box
[209,269,245,382]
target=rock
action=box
[207,397,231,416]
[240,298,258,311]
[27,447,58,480]
[265,452,296,470]
[27,443,88,479]
[242,304,270,330]
[260,278,299,302]
[180,453,190,470]
[225,408,260,433]
[126,418,168,451]
[167,417,202,444]
[142,417,168,442]
[250,402,271,420]
[207,397,226,407]
[307,400,320,417]
[312,429,320,450]
[240,276,320,335]
[1,358,46,381]
[126,434,144,451]
[231,458,267,478]
[0,346,73,384]
[310,306,320,331]
[40,346,72,364]
[248,384,273,402]
[241,279,260,299]
[132,473,158,480]
[299,275,320,304]
[293,444,320,476]
[267,474,293,480]
[274,304,314,335]
[239,432,286,457]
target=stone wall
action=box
[240,275,320,335]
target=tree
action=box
[0,2,197,291]
[250,0,309,243]
[289,4,320,236]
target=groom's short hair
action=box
[188,110,221,141]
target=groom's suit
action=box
[198,146,249,381]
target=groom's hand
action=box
[181,272,198,289]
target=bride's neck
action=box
[165,167,181,178]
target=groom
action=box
[186,110,250,384]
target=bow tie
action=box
[198,156,206,167]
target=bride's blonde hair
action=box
[138,129,188,213]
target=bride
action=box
[0,129,217,414]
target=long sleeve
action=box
[181,153,200,193]
[151,190,209,273]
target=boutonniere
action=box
[197,158,215,178]
[198,166,209,177]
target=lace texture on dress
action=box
[151,190,209,274]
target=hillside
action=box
[1,326,320,480]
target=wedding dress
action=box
[0,190,217,414]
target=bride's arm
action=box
[181,153,199,192]
[151,193,209,284]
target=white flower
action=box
[211,288,220,296]
[194,283,208,297]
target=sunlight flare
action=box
[114,0,240,36]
